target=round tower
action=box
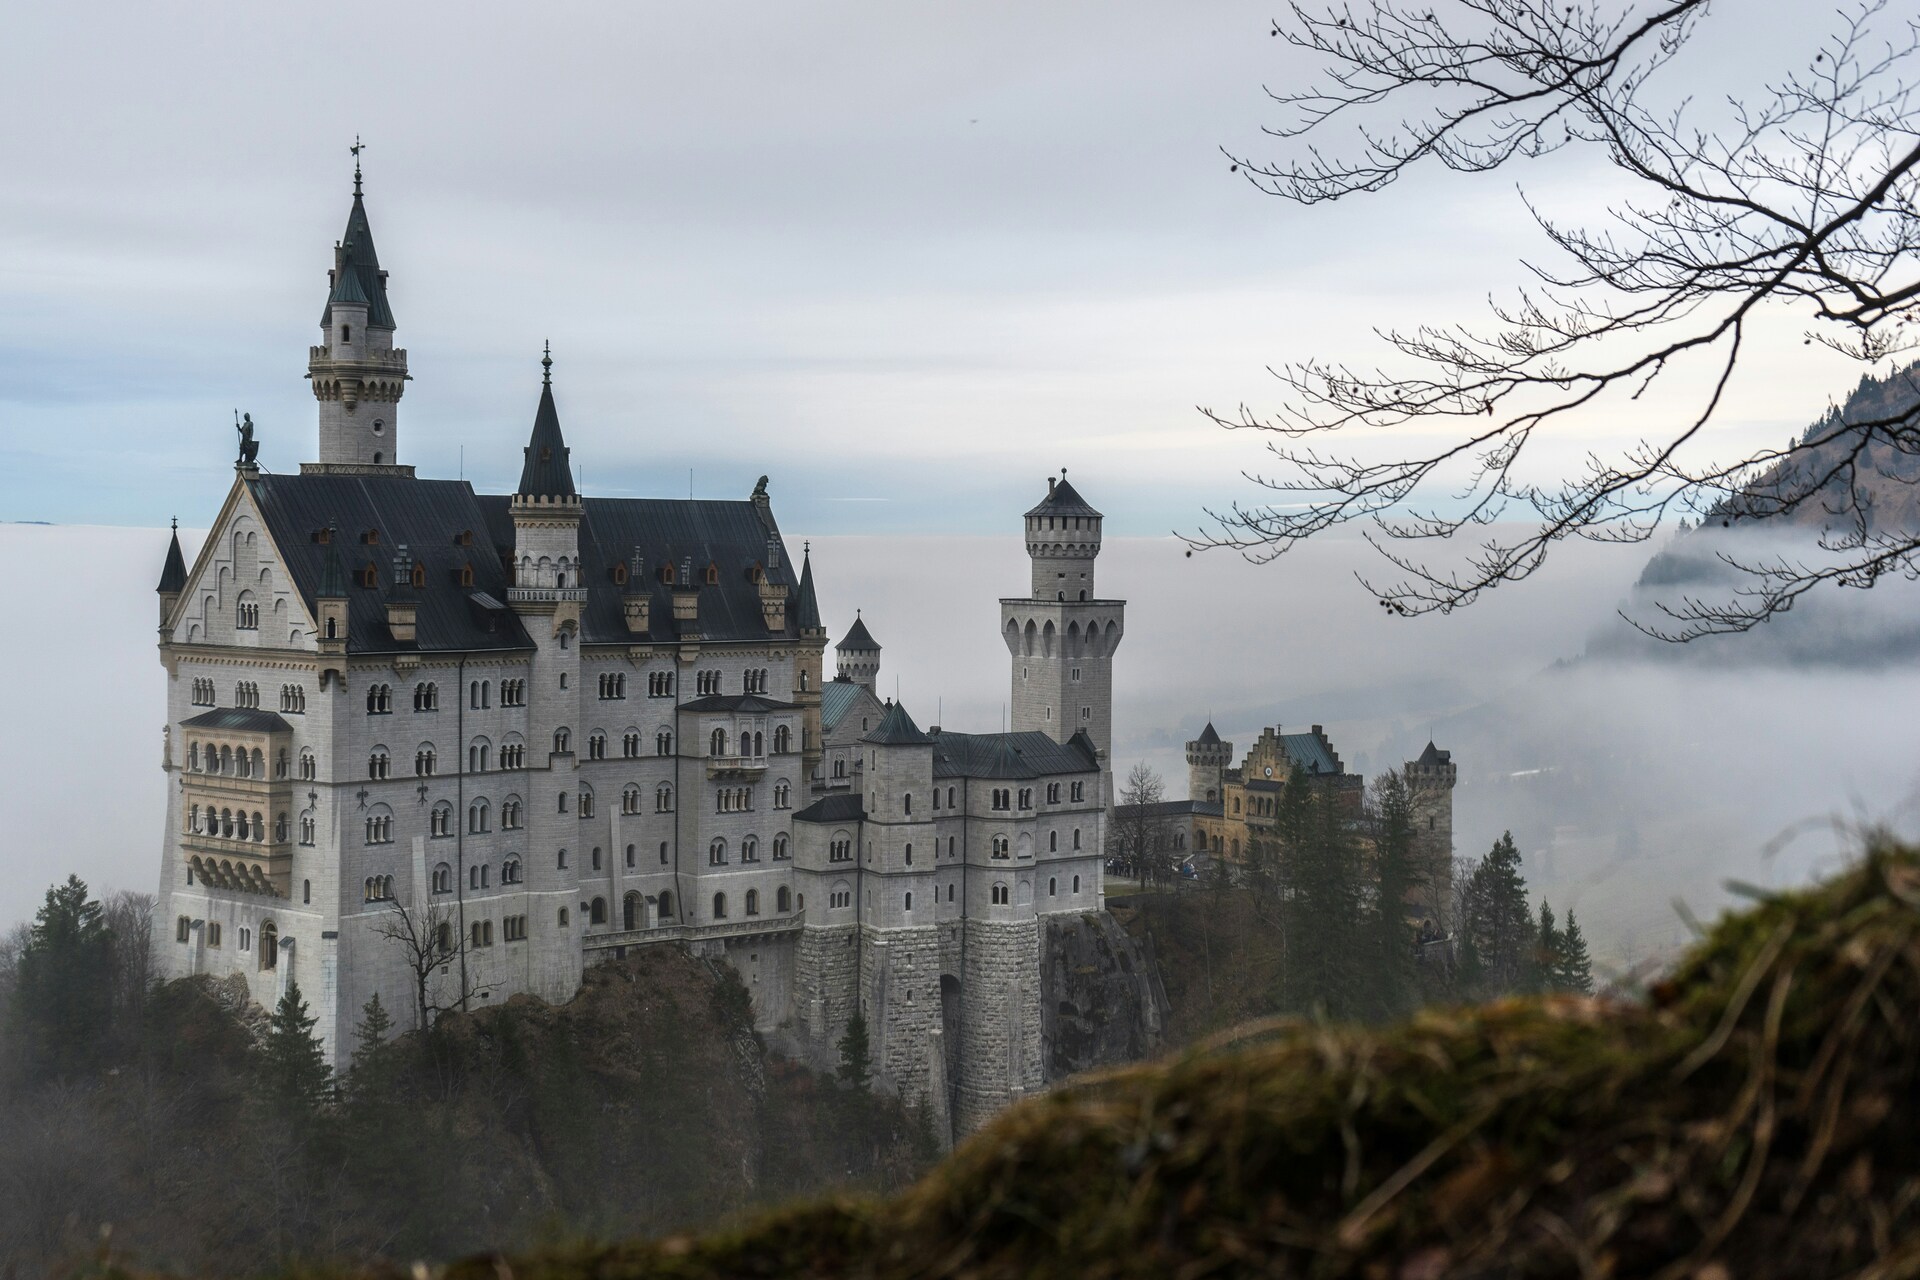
[306,157,409,472]
[1405,740,1458,929]
[1025,470,1102,600]
[836,612,880,693]
[1185,722,1233,803]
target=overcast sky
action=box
[0,0,1882,538]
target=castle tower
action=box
[856,702,948,1133]
[156,518,187,632]
[305,158,410,473]
[1001,471,1124,758]
[794,547,828,774]
[1405,741,1458,930]
[507,345,585,1002]
[836,613,880,693]
[1185,722,1232,804]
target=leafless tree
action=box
[1195,0,1920,638]
[1116,764,1184,888]
[371,898,491,1032]
[104,890,156,1024]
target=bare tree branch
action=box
[1196,0,1920,638]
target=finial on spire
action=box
[542,340,552,386]
[350,136,365,195]
[171,516,178,531]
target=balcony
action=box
[507,586,588,605]
[183,835,294,898]
[706,754,769,778]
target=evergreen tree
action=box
[1556,910,1595,994]
[836,1010,872,1093]
[9,875,114,1079]
[1535,901,1561,994]
[346,991,396,1097]
[1463,833,1533,998]
[1364,770,1424,1021]
[259,980,332,1113]
[1280,769,1364,1019]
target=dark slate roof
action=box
[793,793,866,825]
[321,192,396,329]
[928,729,1097,780]
[840,614,879,652]
[678,693,799,714]
[794,550,822,630]
[1025,475,1101,519]
[250,474,532,653]
[820,678,870,732]
[1195,721,1221,747]
[1115,799,1222,820]
[516,380,576,498]
[182,708,294,734]
[1416,741,1452,767]
[157,526,188,594]
[1278,732,1340,776]
[482,495,806,646]
[863,701,932,746]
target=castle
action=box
[1116,722,1457,928]
[151,167,1124,1138]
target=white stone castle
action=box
[152,168,1125,1137]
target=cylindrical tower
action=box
[1185,722,1233,803]
[836,613,880,693]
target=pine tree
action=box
[1463,833,1533,998]
[259,979,332,1113]
[9,875,114,1079]
[347,991,396,1096]
[1364,770,1424,1021]
[1536,901,1561,994]
[1281,768,1364,1020]
[1557,910,1595,994]
[836,1010,872,1093]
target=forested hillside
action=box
[0,880,935,1277]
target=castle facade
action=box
[151,171,1123,1138]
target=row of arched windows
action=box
[598,673,627,699]
[186,804,281,843]
[367,683,393,714]
[280,684,306,713]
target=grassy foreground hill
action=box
[110,843,1920,1279]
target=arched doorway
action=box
[623,891,642,931]
[258,920,278,971]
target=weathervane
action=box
[350,136,365,194]
[542,339,552,386]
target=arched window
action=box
[1049,830,1057,852]
[368,748,390,779]
[591,846,603,870]
[590,897,606,925]
[991,883,1009,905]
[557,847,569,869]
[468,799,490,833]
[904,891,913,911]
[553,728,571,754]
[236,592,259,630]
[622,784,641,815]
[367,683,392,714]
[776,886,792,912]
[433,862,452,893]
[623,731,640,757]
[709,838,727,866]
[1049,877,1057,896]
[431,802,452,837]
[904,843,913,865]
[300,813,316,845]
[710,727,727,757]
[299,750,316,781]
[415,745,437,776]
[773,833,789,860]
[657,890,674,918]
[655,783,674,813]
[258,920,278,970]
[503,857,522,884]
[745,889,759,916]
[558,907,570,927]
[712,892,728,919]
[588,731,606,760]
[578,786,595,818]
[773,725,790,754]
[501,798,522,829]
[623,891,642,930]
[1073,874,1081,893]
[656,729,673,756]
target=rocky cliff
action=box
[1039,910,1169,1080]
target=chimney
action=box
[623,545,650,635]
[385,545,418,643]
[672,555,699,628]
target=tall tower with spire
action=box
[836,613,880,692]
[1001,471,1124,759]
[306,152,410,472]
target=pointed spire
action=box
[157,518,188,595]
[795,544,822,631]
[516,346,576,498]
[320,143,395,329]
[317,525,350,598]
[542,339,552,386]
[863,700,932,746]
[841,610,879,653]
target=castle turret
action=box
[315,525,349,687]
[306,157,409,472]
[1405,740,1458,929]
[507,346,585,1003]
[837,612,880,693]
[1001,470,1123,758]
[156,518,187,630]
[795,545,828,773]
[1185,721,1232,804]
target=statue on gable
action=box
[236,412,259,466]
[753,475,770,498]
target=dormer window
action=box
[359,565,379,589]
[314,527,332,545]
[362,528,380,545]
[454,529,474,547]
[660,564,676,585]
[457,564,474,587]
[612,562,628,586]
[410,563,426,589]
[704,562,719,585]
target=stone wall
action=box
[956,917,1043,1135]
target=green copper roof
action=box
[863,700,932,746]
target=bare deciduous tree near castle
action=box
[1196,0,1920,639]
